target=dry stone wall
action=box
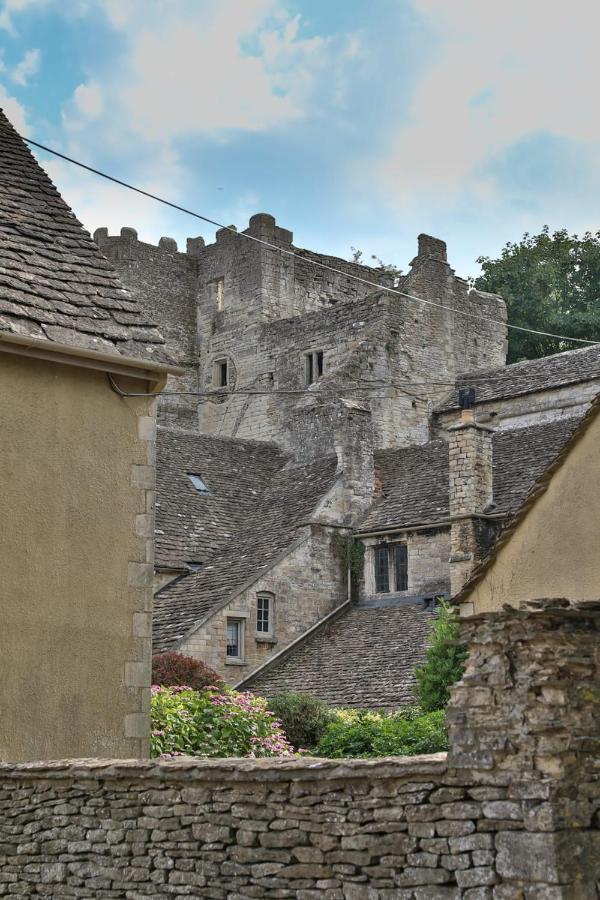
[1,600,598,898]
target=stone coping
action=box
[0,752,448,782]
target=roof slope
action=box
[243,600,436,709]
[437,344,600,413]
[153,429,339,651]
[360,416,582,533]
[0,109,168,362]
[455,390,600,603]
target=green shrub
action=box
[315,707,448,758]
[268,691,335,750]
[152,652,223,693]
[414,600,468,711]
[150,686,294,759]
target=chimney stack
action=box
[447,410,494,596]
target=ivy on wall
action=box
[332,532,365,601]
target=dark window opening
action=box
[394,544,408,592]
[374,545,390,593]
[305,350,325,385]
[226,619,242,658]
[216,359,228,387]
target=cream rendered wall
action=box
[180,525,346,682]
[463,410,600,615]
[0,353,157,761]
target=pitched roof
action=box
[437,344,600,413]
[153,428,339,652]
[359,416,582,534]
[455,390,600,604]
[0,109,169,363]
[242,599,436,709]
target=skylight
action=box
[187,473,209,494]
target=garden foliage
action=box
[150,685,294,758]
[315,707,448,758]
[414,600,467,712]
[268,690,336,751]
[151,652,223,693]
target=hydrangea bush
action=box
[150,685,295,758]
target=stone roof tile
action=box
[153,429,339,652]
[0,109,170,364]
[360,416,582,533]
[437,344,600,412]
[243,600,436,709]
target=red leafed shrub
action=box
[152,652,223,692]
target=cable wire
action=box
[25,136,599,349]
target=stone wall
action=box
[1,600,598,897]
[179,524,348,683]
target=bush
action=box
[152,652,223,693]
[414,600,468,711]
[150,685,295,758]
[315,707,448,758]
[268,691,335,750]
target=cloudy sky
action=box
[1,0,598,275]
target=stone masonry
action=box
[447,411,499,596]
[95,217,507,453]
[1,599,598,897]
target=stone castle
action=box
[95,215,600,693]
[94,215,506,451]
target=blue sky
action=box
[1,0,599,276]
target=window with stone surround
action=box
[304,350,324,385]
[226,619,243,659]
[214,358,228,388]
[256,593,274,635]
[374,543,409,593]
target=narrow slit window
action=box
[304,350,325,385]
[374,545,390,593]
[256,595,271,633]
[226,619,242,658]
[215,359,228,387]
[216,277,224,312]
[394,544,408,592]
[187,473,209,494]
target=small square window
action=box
[226,619,243,658]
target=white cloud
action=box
[11,47,40,85]
[381,0,600,206]
[0,0,47,34]
[0,83,28,132]
[71,81,103,119]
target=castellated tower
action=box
[95,215,507,451]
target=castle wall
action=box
[93,218,508,453]
[94,228,200,429]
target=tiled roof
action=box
[242,599,436,709]
[455,390,600,603]
[359,416,582,533]
[153,428,339,652]
[437,344,600,413]
[0,109,169,362]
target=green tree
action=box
[414,600,467,712]
[475,227,600,363]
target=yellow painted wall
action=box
[464,410,600,614]
[0,352,156,761]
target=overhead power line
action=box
[25,136,599,349]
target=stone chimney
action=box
[447,409,495,596]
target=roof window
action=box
[187,474,210,494]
